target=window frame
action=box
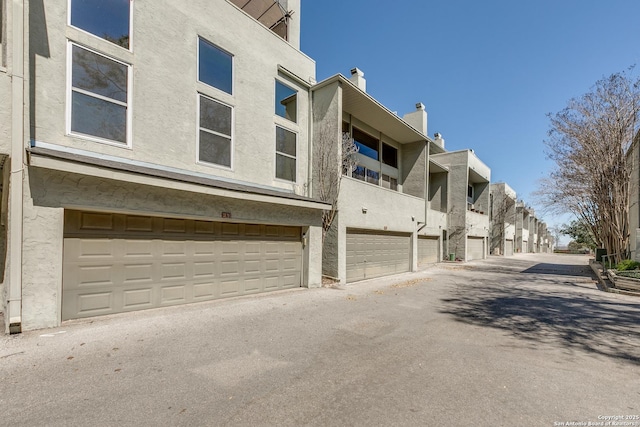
[274,125,297,183]
[382,143,398,168]
[66,41,133,148]
[197,36,234,96]
[274,78,298,123]
[196,93,234,170]
[352,127,379,161]
[67,0,134,51]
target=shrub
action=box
[615,259,640,271]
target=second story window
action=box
[275,126,296,182]
[198,95,232,168]
[275,80,297,122]
[382,143,398,168]
[352,128,379,160]
[69,43,130,145]
[70,0,132,49]
[198,38,233,95]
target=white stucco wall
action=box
[431,150,491,261]
[30,0,315,194]
[13,0,324,331]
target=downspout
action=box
[8,0,25,333]
[418,140,429,233]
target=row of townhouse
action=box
[489,183,554,256]
[0,0,540,333]
[626,130,640,260]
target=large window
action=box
[352,166,380,186]
[352,128,379,160]
[69,43,129,144]
[198,37,233,95]
[275,126,296,182]
[199,95,232,167]
[382,143,398,168]
[275,80,297,122]
[382,174,398,190]
[70,0,131,49]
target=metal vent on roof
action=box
[230,0,292,40]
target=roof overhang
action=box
[469,167,489,184]
[429,158,449,174]
[27,142,331,211]
[313,74,430,145]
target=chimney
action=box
[402,102,427,135]
[433,132,445,148]
[350,67,366,92]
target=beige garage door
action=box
[467,237,485,261]
[346,229,410,282]
[62,210,302,320]
[505,239,514,256]
[522,240,528,253]
[418,236,439,266]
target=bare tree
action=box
[313,120,358,242]
[537,68,640,263]
[490,194,516,255]
[447,204,469,260]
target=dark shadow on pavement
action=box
[521,263,594,277]
[439,276,640,365]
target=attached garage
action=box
[467,237,485,261]
[505,239,514,256]
[62,210,302,320]
[418,236,439,267]
[346,229,410,282]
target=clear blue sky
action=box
[300,0,640,240]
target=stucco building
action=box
[627,130,640,260]
[430,149,491,261]
[0,0,330,333]
[312,69,448,284]
[490,183,517,256]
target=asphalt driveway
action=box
[1,253,639,426]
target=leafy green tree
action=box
[560,220,597,250]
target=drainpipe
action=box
[418,140,429,233]
[7,0,25,334]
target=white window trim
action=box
[66,41,133,148]
[274,125,297,183]
[196,92,234,171]
[274,78,298,124]
[67,0,134,52]
[197,36,234,96]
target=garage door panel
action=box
[193,282,215,299]
[123,240,154,257]
[123,288,153,308]
[123,263,153,283]
[244,259,261,274]
[125,216,154,232]
[418,236,438,266]
[80,212,114,231]
[194,261,215,277]
[77,292,113,314]
[505,239,514,256]
[244,277,262,293]
[63,211,302,320]
[220,280,241,296]
[346,230,410,282]
[222,223,240,236]
[75,264,115,287]
[161,285,187,304]
[468,237,484,261]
